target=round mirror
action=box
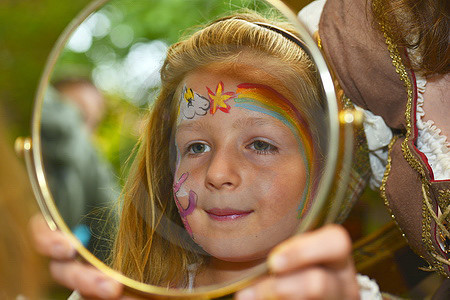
[25,0,354,297]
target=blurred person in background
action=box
[40,80,119,262]
[54,78,106,133]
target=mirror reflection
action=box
[40,0,330,289]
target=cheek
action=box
[173,165,204,207]
[173,170,201,237]
[175,162,202,185]
[254,159,307,215]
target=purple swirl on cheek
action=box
[173,173,197,236]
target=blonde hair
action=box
[111,11,320,286]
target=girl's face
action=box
[173,69,308,263]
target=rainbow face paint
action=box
[235,83,314,216]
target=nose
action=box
[205,148,242,191]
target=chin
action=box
[200,241,272,263]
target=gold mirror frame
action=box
[16,0,361,298]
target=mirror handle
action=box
[15,137,58,231]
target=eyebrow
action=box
[176,117,286,133]
[231,116,284,130]
[176,121,214,133]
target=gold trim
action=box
[438,190,450,254]
[313,31,322,50]
[438,190,450,212]
[372,0,449,277]
[423,187,449,256]
[379,136,408,240]
[380,136,397,208]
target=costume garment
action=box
[299,0,449,277]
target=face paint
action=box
[235,83,314,216]
[179,85,210,120]
[172,69,314,262]
[206,81,236,114]
[172,141,197,237]
[173,172,197,237]
[175,81,314,221]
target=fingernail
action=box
[236,288,256,300]
[51,243,74,258]
[98,280,118,299]
[268,254,287,272]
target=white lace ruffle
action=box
[68,291,82,300]
[355,106,393,189]
[357,274,383,300]
[415,74,450,180]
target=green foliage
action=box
[52,0,277,80]
[93,93,141,182]
[0,0,92,138]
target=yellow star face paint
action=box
[206,81,236,114]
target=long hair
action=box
[111,11,320,286]
[372,0,449,75]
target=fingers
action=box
[50,260,123,299]
[30,214,124,299]
[268,224,352,273]
[29,213,76,259]
[236,267,347,300]
[235,225,360,300]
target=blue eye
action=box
[249,140,278,154]
[188,143,211,154]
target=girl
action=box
[31,9,363,300]
[110,11,323,288]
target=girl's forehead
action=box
[177,103,290,130]
[175,65,309,139]
[176,77,305,141]
[182,71,237,94]
[181,62,295,100]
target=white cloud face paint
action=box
[179,85,210,120]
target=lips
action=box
[205,208,253,221]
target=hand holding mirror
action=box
[16,0,362,297]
